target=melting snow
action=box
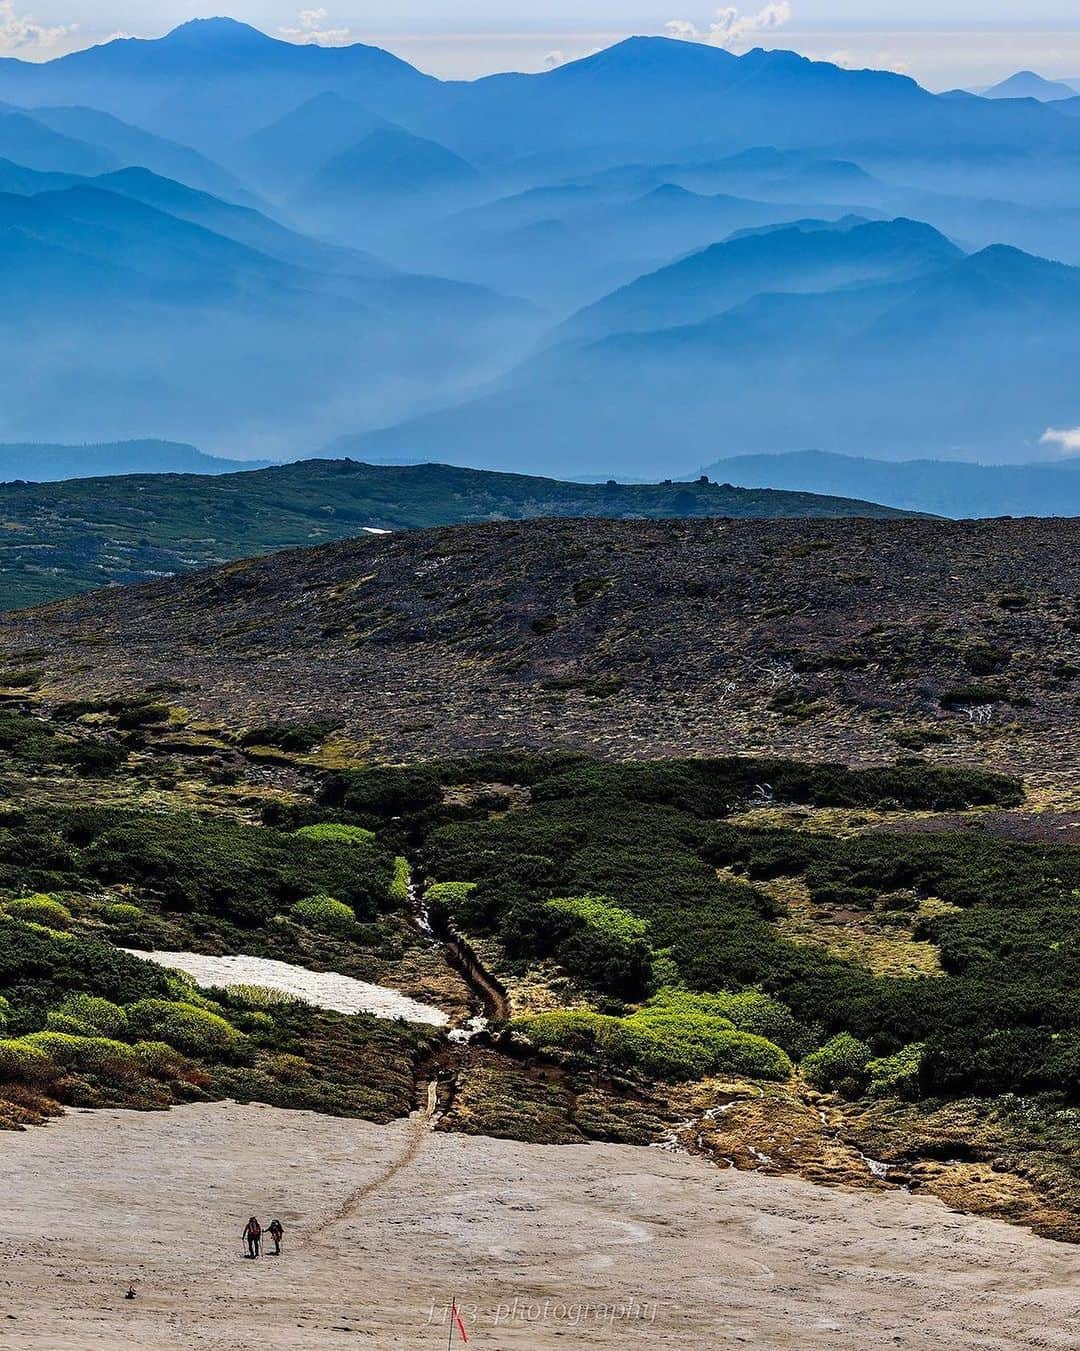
[124,950,449,1026]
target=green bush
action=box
[125,1000,240,1055]
[51,994,129,1038]
[134,1040,193,1080]
[0,994,9,1032]
[624,996,792,1080]
[0,922,171,1032]
[294,823,376,846]
[423,880,491,932]
[9,804,394,927]
[802,1033,872,1093]
[0,1037,58,1084]
[240,721,338,752]
[545,895,655,1000]
[389,856,412,906]
[322,766,442,818]
[423,881,477,909]
[868,1043,925,1098]
[940,683,1007,709]
[514,1001,792,1083]
[6,895,73,929]
[290,894,358,937]
[22,1031,138,1075]
[46,1011,98,1035]
[223,984,301,1009]
[644,988,805,1056]
[101,902,144,927]
[547,895,649,943]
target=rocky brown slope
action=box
[1,515,1077,779]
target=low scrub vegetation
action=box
[416,752,1080,1101]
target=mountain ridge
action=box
[0,457,921,611]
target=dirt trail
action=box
[308,1082,440,1241]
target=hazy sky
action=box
[7,1,1080,88]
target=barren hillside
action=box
[3,515,1076,780]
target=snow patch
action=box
[124,950,449,1026]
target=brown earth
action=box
[2,515,1077,783]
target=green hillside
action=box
[0,457,918,611]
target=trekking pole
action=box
[447,1296,455,1351]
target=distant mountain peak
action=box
[981,70,1078,101]
[561,34,739,77]
[162,17,275,48]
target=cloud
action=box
[666,3,792,52]
[827,47,909,74]
[279,8,352,48]
[0,0,73,52]
[664,19,699,41]
[543,50,566,69]
[1041,426,1080,455]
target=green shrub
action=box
[294,823,376,846]
[51,994,129,1038]
[644,988,805,1056]
[963,643,1010,676]
[6,895,73,929]
[544,895,655,1000]
[868,1043,925,1098]
[45,1011,98,1035]
[265,1052,310,1083]
[940,683,1007,709]
[547,895,649,943]
[125,1000,240,1055]
[424,881,477,909]
[240,721,338,752]
[134,1040,193,1079]
[1,668,42,689]
[514,1002,792,1083]
[101,902,144,927]
[290,894,358,937]
[21,805,394,927]
[624,997,792,1080]
[322,766,442,818]
[802,1033,872,1093]
[0,1037,58,1084]
[0,994,9,1032]
[22,1031,138,1075]
[513,1009,617,1055]
[223,984,301,1009]
[389,856,412,905]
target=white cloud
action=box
[0,0,73,52]
[666,3,793,52]
[1041,426,1080,455]
[825,47,909,74]
[279,8,352,48]
[664,19,699,41]
[543,49,566,69]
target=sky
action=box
[5,1,1080,89]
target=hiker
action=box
[243,1216,262,1259]
[268,1219,284,1256]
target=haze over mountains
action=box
[0,18,1076,485]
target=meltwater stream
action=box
[124,950,450,1027]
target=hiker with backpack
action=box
[243,1217,262,1259]
[268,1219,284,1256]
